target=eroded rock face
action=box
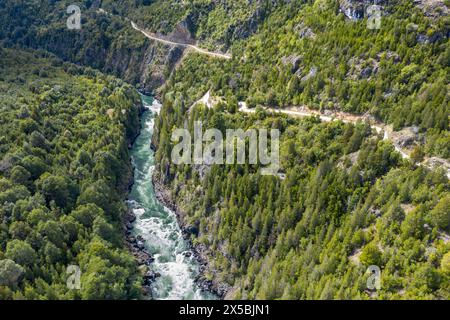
[226,6,266,42]
[8,9,185,96]
[413,0,449,18]
[299,66,317,81]
[391,127,420,148]
[295,22,316,39]
[424,157,450,179]
[281,55,302,73]
[80,37,185,95]
[339,0,386,20]
[136,43,185,95]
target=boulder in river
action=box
[128,236,137,244]
[185,225,199,237]
[136,241,145,250]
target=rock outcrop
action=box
[413,0,449,18]
[339,0,386,20]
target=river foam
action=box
[127,95,214,300]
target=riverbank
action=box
[151,174,231,299]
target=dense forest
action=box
[154,71,450,299]
[151,0,450,299]
[144,0,450,159]
[1,0,448,157]
[0,0,448,300]
[0,48,143,299]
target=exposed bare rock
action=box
[194,163,212,180]
[347,151,360,166]
[188,90,221,112]
[377,51,401,64]
[413,0,449,18]
[391,126,419,148]
[348,249,362,265]
[294,22,316,39]
[400,203,416,215]
[423,157,450,179]
[339,0,387,20]
[24,10,186,96]
[0,156,14,174]
[347,56,379,80]
[298,66,317,81]
[337,151,360,171]
[416,31,446,44]
[224,6,266,45]
[438,231,450,244]
[169,20,196,45]
[281,55,302,73]
[152,174,231,298]
[369,207,382,218]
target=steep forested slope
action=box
[5,0,446,152]
[0,48,142,299]
[0,0,448,300]
[0,0,184,94]
[148,0,450,158]
[151,0,450,299]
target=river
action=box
[126,95,215,300]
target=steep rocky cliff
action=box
[0,1,184,94]
[339,0,387,20]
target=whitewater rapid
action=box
[127,95,215,300]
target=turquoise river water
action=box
[127,95,215,300]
